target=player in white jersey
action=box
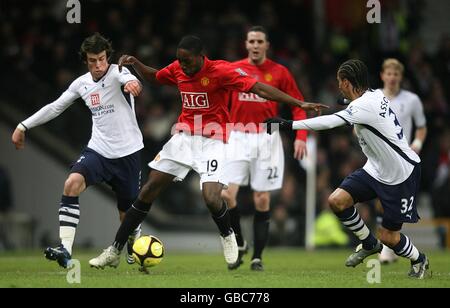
[265,59,430,278]
[11,33,144,268]
[378,58,428,263]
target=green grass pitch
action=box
[1,249,449,288]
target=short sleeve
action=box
[156,62,177,85]
[220,64,257,92]
[118,66,138,85]
[334,101,373,125]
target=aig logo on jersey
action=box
[90,93,101,106]
[181,92,209,109]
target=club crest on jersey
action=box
[181,92,210,109]
[90,93,100,106]
[345,106,358,115]
[264,73,273,82]
[200,77,210,87]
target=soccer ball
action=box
[132,235,164,268]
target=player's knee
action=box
[221,190,236,208]
[203,191,222,209]
[139,181,160,202]
[254,192,270,211]
[328,194,348,213]
[64,174,85,196]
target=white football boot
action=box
[89,246,121,269]
[220,231,239,265]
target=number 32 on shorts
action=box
[401,196,414,218]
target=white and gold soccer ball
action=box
[132,235,164,268]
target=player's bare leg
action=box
[328,188,382,267]
[90,170,174,269]
[205,182,238,265]
[250,191,270,271]
[45,173,86,268]
[374,201,398,264]
[222,184,248,270]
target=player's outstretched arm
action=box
[250,82,328,113]
[264,115,347,134]
[11,86,79,149]
[118,55,158,83]
[12,124,26,150]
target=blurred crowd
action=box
[1,0,449,246]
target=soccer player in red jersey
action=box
[89,35,326,269]
[222,26,308,271]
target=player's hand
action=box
[294,140,307,160]
[299,102,329,114]
[118,55,137,72]
[12,128,26,150]
[264,117,293,135]
[410,139,423,154]
[124,80,142,97]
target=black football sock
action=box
[113,199,152,251]
[252,210,270,260]
[229,206,244,247]
[212,202,233,237]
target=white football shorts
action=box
[223,130,284,191]
[149,132,226,187]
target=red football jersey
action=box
[230,58,307,141]
[156,57,257,142]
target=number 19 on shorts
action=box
[207,160,218,173]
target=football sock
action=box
[335,206,378,250]
[229,206,244,247]
[113,199,152,251]
[212,202,233,237]
[129,225,141,241]
[252,210,270,260]
[392,233,422,263]
[59,195,80,256]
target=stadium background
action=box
[0,0,449,254]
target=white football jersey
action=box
[335,89,420,185]
[382,89,426,143]
[22,64,144,159]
